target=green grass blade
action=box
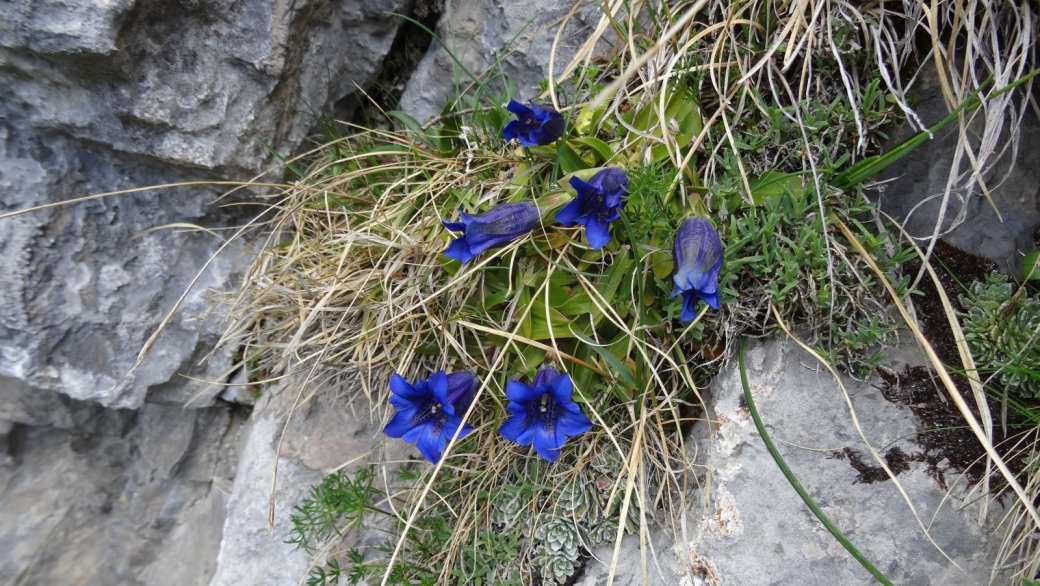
[573,331,639,392]
[738,337,893,586]
[257,136,307,180]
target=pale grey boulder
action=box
[877,67,1040,276]
[0,395,249,585]
[682,337,1006,585]
[211,381,417,586]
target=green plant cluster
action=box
[290,450,642,585]
[959,272,1040,398]
[234,4,942,583]
[692,87,913,373]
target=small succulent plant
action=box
[959,272,1040,398]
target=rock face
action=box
[681,337,1006,585]
[878,69,1040,276]
[400,0,603,123]
[0,0,410,408]
[0,0,418,583]
[0,380,249,585]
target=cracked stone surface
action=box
[0,383,249,585]
[0,0,410,408]
[678,337,1007,586]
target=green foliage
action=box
[288,465,380,553]
[959,272,1040,399]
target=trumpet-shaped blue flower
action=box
[498,368,593,462]
[555,167,629,250]
[442,202,540,264]
[501,100,566,146]
[671,217,724,321]
[384,371,478,464]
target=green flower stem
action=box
[738,337,893,586]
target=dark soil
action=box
[877,365,1033,490]
[829,445,912,484]
[904,239,997,368]
[831,240,1036,489]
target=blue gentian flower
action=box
[442,202,540,264]
[555,167,628,249]
[498,368,593,462]
[501,100,566,146]
[671,217,724,321]
[384,371,478,464]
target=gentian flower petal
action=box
[555,167,628,250]
[533,423,562,462]
[497,368,592,462]
[532,368,561,388]
[414,425,448,465]
[427,371,449,404]
[506,379,543,403]
[671,217,724,319]
[557,410,593,437]
[442,202,540,265]
[383,411,416,438]
[389,374,422,399]
[584,217,612,250]
[498,411,529,442]
[384,370,479,464]
[502,100,565,146]
[554,200,581,226]
[446,371,479,413]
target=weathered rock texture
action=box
[878,68,1040,276]
[0,0,421,583]
[0,0,410,409]
[400,0,605,124]
[211,380,417,585]
[0,379,249,585]
[682,337,1006,585]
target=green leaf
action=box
[1024,251,1040,281]
[557,293,593,316]
[517,286,532,339]
[748,171,802,206]
[387,110,424,134]
[570,137,613,164]
[558,141,591,174]
[593,250,633,315]
[574,331,639,392]
[529,305,574,340]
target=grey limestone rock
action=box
[399,0,604,124]
[0,394,249,586]
[210,381,417,585]
[680,337,1006,585]
[877,67,1040,276]
[0,0,412,408]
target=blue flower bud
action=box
[555,167,628,249]
[671,217,724,321]
[442,202,540,264]
[501,100,566,146]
